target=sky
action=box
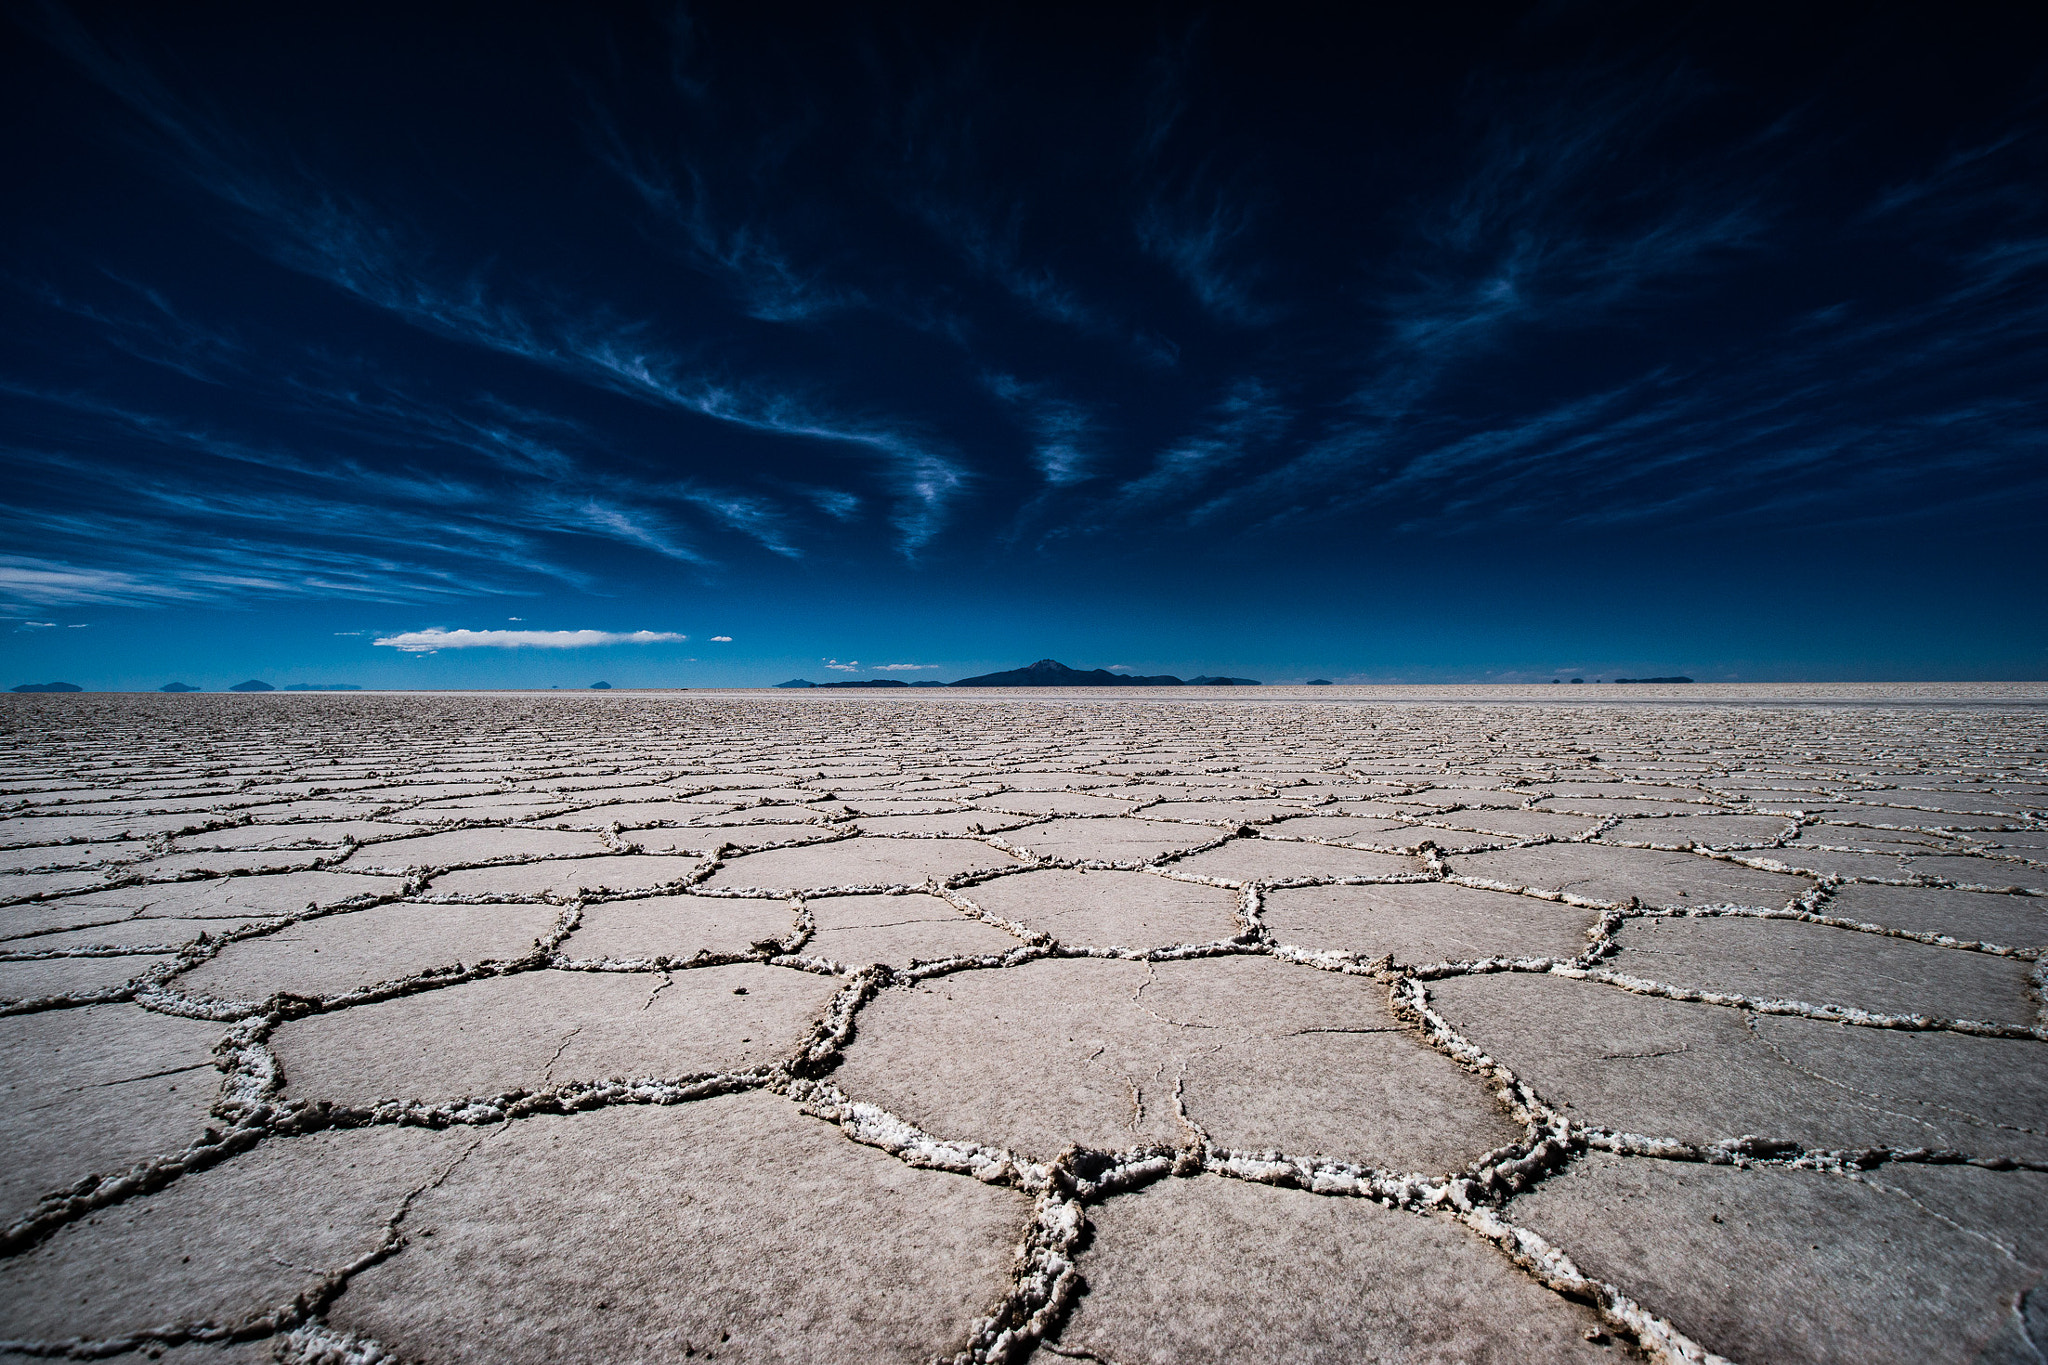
[3,1,2044,689]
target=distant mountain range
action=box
[228,680,274,692]
[776,660,1266,688]
[10,682,81,693]
[953,659,1259,686]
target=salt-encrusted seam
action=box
[1459,1206,1737,1365]
[1628,901,2042,958]
[1551,965,2048,1039]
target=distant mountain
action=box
[1615,676,1695,684]
[284,683,361,691]
[910,680,947,687]
[818,678,909,688]
[589,681,612,689]
[227,680,275,692]
[159,682,200,692]
[10,682,82,693]
[773,678,815,688]
[1185,675,1263,686]
[1304,679,1333,685]
[951,659,1185,687]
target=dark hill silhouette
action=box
[952,659,1184,687]
[773,678,815,688]
[818,678,908,688]
[10,682,82,693]
[227,680,275,692]
[159,682,200,692]
[589,681,612,689]
[1615,676,1695,684]
[1185,676,1263,686]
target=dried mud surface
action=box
[1,689,2044,1365]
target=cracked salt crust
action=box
[958,870,1242,950]
[1263,881,1601,967]
[1,689,2045,1363]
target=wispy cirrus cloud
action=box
[28,274,248,385]
[0,541,505,610]
[0,556,158,612]
[10,0,2045,648]
[1111,377,1293,521]
[594,123,860,326]
[30,11,969,558]
[0,337,891,597]
[913,198,1177,366]
[0,389,605,599]
[289,272,967,551]
[1134,191,1270,327]
[373,629,687,652]
[0,554,194,609]
[984,373,1100,486]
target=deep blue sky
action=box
[3,2,2044,688]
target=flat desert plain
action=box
[1,687,2045,1365]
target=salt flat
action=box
[0,688,2043,1364]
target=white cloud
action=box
[1109,664,1133,670]
[872,663,939,671]
[823,658,860,671]
[710,635,732,642]
[373,628,687,652]
[15,621,58,630]
[0,555,200,607]
[66,623,89,628]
